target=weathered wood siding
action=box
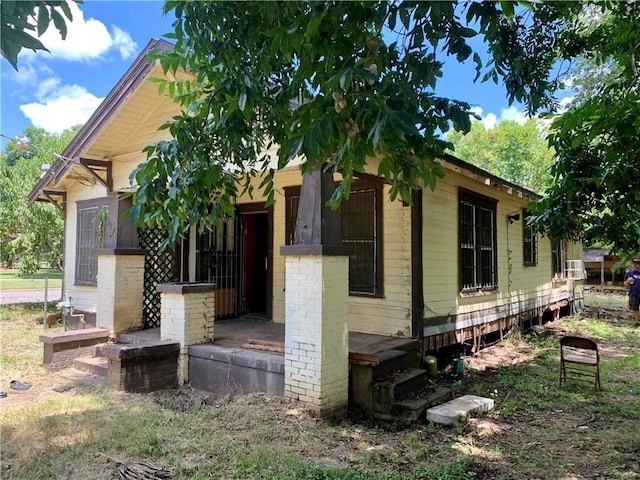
[60,152,581,342]
[421,167,583,342]
[61,152,160,314]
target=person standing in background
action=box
[623,259,640,326]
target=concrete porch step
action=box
[118,328,161,344]
[372,368,429,411]
[73,355,108,377]
[372,386,452,423]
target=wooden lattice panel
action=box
[139,226,178,328]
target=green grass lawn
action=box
[1,297,639,480]
[0,269,62,290]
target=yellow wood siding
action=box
[422,168,583,338]
[235,167,413,336]
[60,145,582,342]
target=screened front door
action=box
[195,205,272,319]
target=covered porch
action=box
[120,317,420,399]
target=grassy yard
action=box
[0,269,62,290]
[1,293,639,480]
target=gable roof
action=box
[28,38,175,206]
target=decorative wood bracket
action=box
[79,158,112,192]
[40,190,66,213]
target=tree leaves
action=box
[529,2,640,254]
[129,1,620,246]
[0,126,78,272]
[1,0,79,70]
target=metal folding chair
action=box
[559,336,601,390]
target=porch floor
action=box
[121,316,417,358]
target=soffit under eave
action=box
[80,62,184,161]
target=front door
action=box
[238,202,272,318]
[242,212,269,315]
[195,204,272,319]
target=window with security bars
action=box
[459,188,498,293]
[75,199,108,286]
[523,209,538,266]
[285,181,383,297]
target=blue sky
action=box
[1,1,568,152]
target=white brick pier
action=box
[282,252,349,418]
[157,283,216,385]
[96,251,145,335]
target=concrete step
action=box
[118,328,160,344]
[395,386,452,421]
[426,394,495,425]
[93,343,110,358]
[370,386,451,423]
[372,368,429,411]
[73,355,108,377]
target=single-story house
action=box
[29,39,584,417]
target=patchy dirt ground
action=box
[2,298,639,480]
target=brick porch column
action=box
[281,248,349,417]
[157,283,216,385]
[96,192,146,335]
[96,251,145,334]
[280,166,350,418]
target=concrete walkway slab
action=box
[0,288,62,305]
[426,394,494,425]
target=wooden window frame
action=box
[523,209,538,267]
[458,188,498,294]
[284,181,384,297]
[74,197,109,286]
[552,240,565,280]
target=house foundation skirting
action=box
[423,296,573,351]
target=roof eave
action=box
[441,152,541,200]
[27,38,174,206]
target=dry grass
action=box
[1,293,639,480]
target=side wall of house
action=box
[421,168,583,349]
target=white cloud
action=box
[23,2,138,62]
[112,26,137,59]
[482,113,497,130]
[8,3,138,134]
[469,106,484,117]
[34,77,61,100]
[500,105,527,125]
[471,105,528,130]
[19,84,103,133]
[557,96,574,114]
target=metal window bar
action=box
[76,206,100,285]
[196,216,243,318]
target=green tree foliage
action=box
[532,2,640,254]
[447,119,555,193]
[1,0,80,70]
[129,1,591,245]
[0,126,78,275]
